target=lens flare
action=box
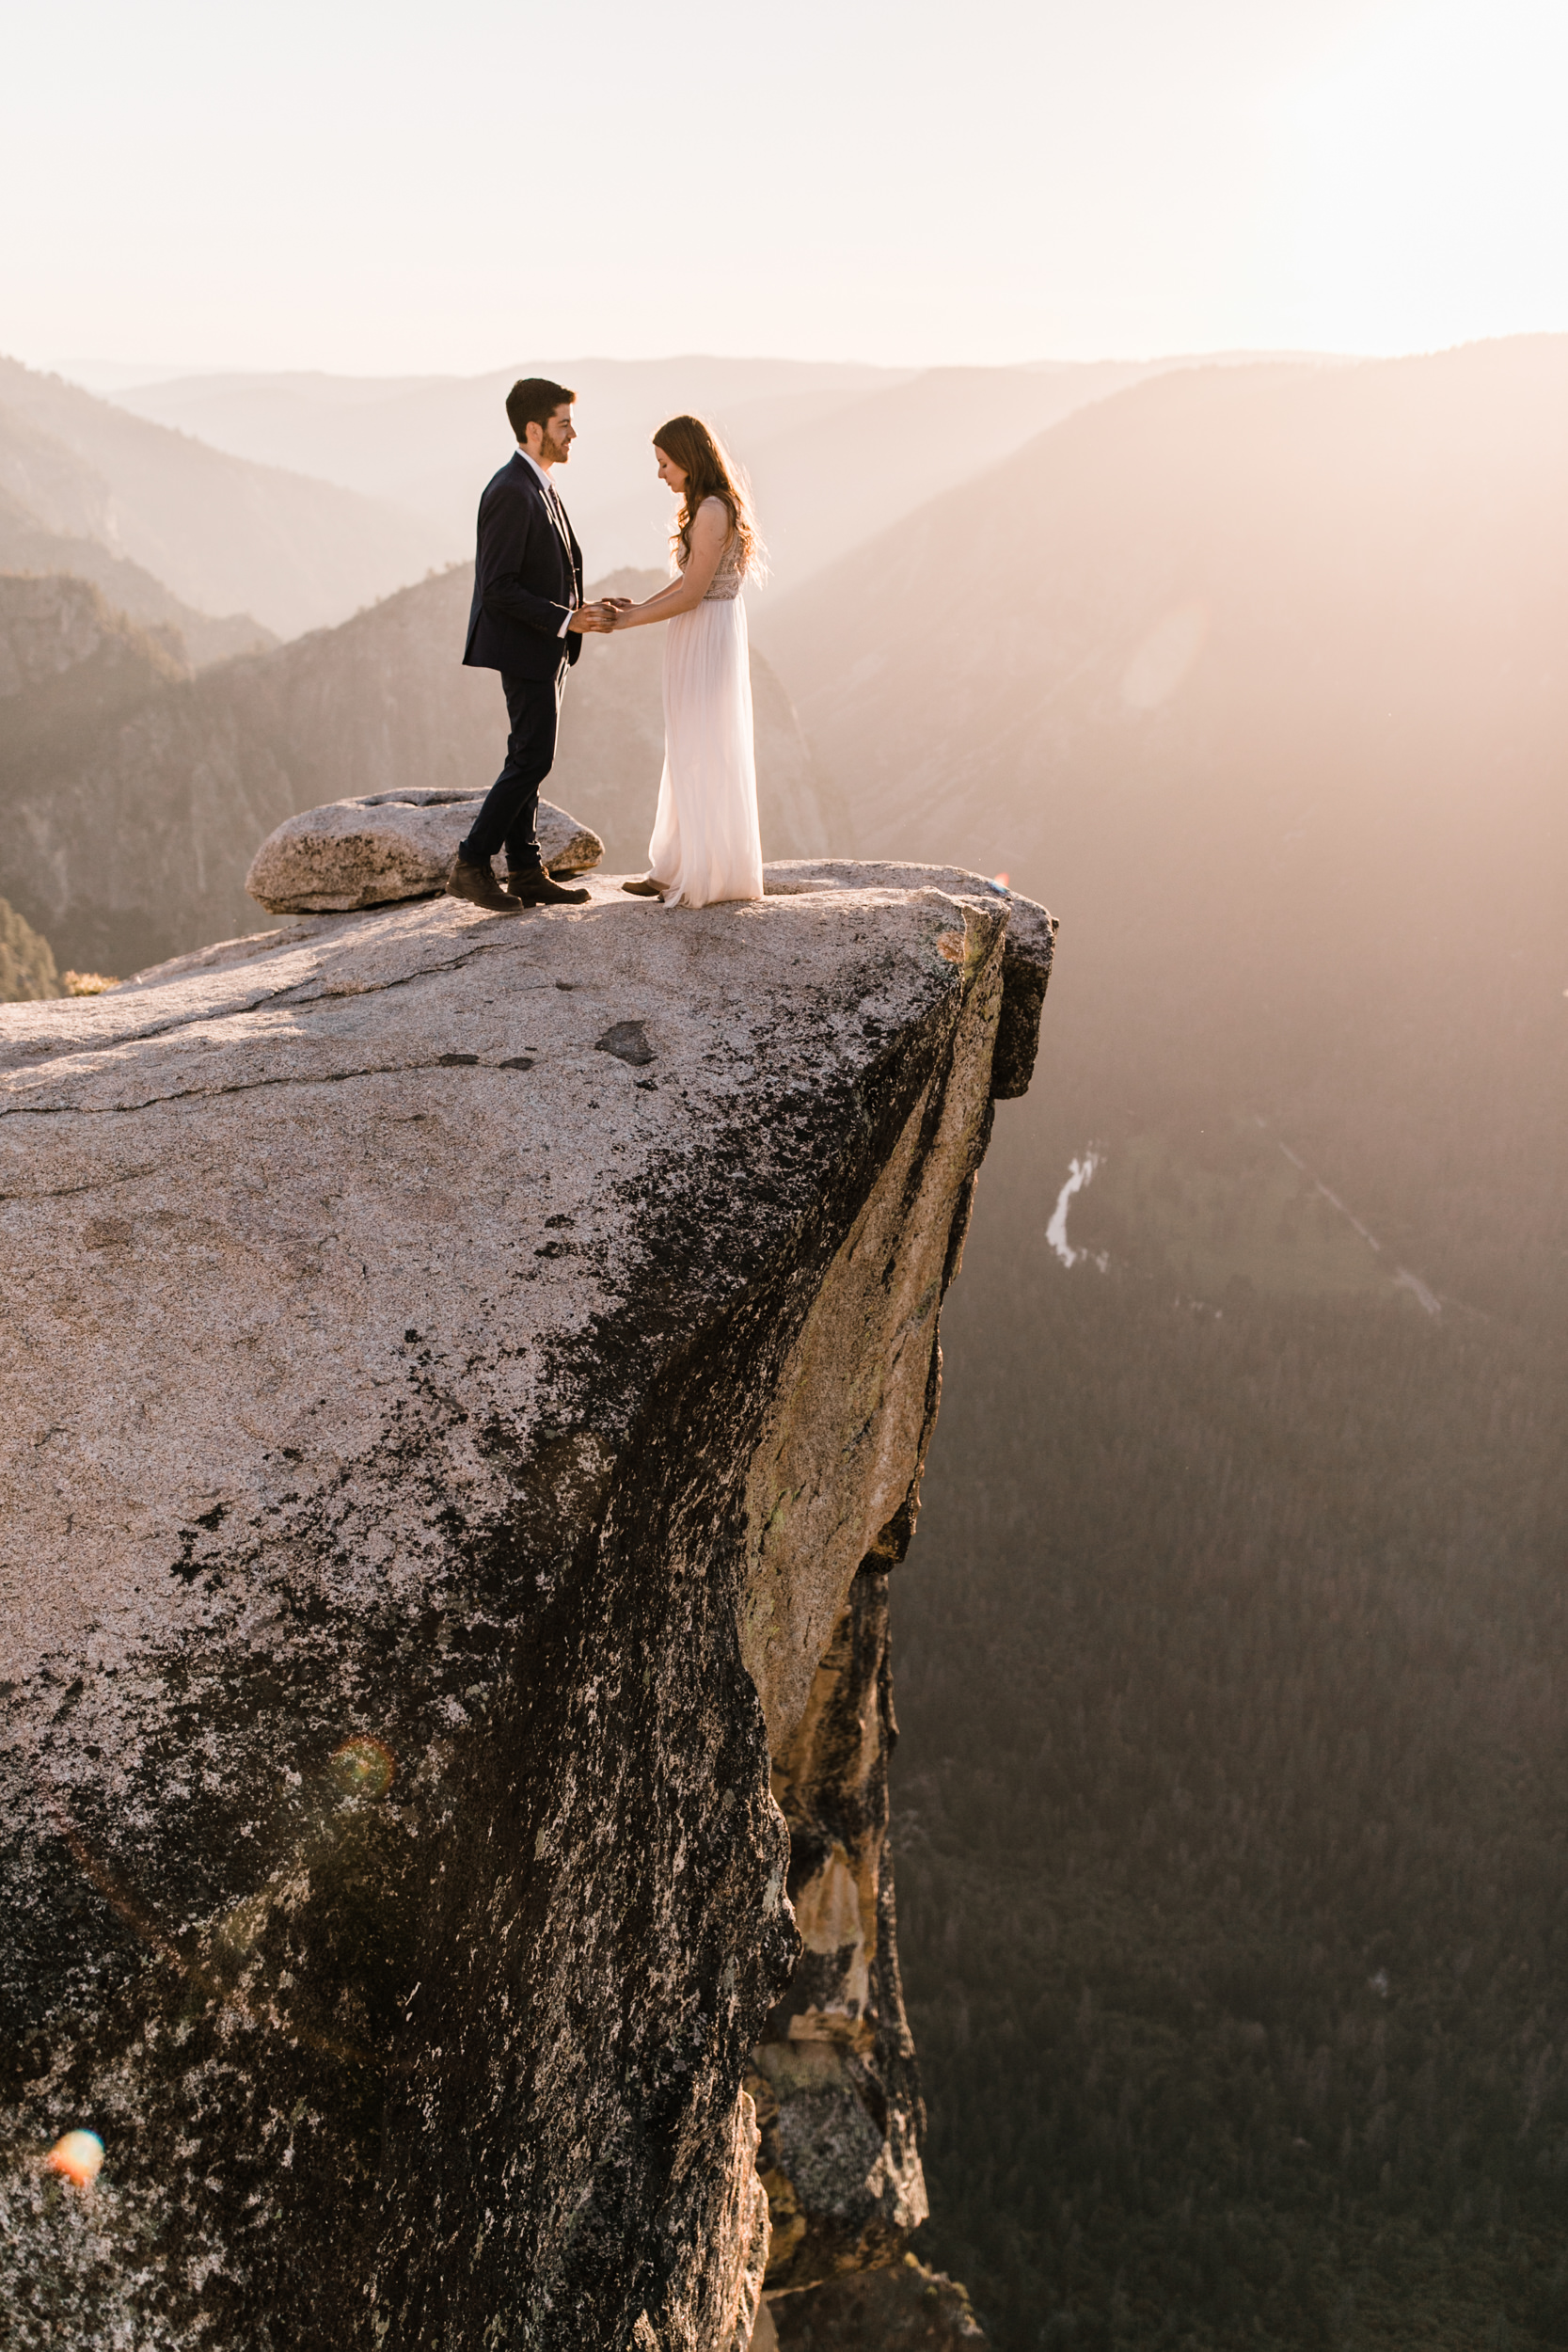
[328,1736,396,1798]
[48,2130,104,2186]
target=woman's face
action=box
[655,446,688,495]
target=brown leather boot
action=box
[447,856,523,914]
[506,867,591,906]
[619,876,664,898]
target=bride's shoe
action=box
[620,876,664,898]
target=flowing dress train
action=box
[646,526,764,908]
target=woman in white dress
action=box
[602,415,765,908]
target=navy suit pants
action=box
[457,666,567,869]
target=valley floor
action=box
[895,1089,1568,2351]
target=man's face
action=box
[537,405,576,465]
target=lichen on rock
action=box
[0,862,1052,2349]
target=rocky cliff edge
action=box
[0,863,1053,2350]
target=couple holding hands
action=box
[451,376,764,914]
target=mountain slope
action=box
[0,357,451,634]
[581,360,1177,585]
[760,334,1568,1323]
[0,482,274,667]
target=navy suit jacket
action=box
[462,453,585,680]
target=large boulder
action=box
[0,862,1053,2351]
[245,789,605,913]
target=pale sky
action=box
[3,0,1565,376]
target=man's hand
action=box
[567,601,614,634]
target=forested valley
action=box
[895,1076,1568,2350]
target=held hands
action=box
[567,596,637,635]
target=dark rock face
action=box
[768,2256,989,2348]
[754,1563,925,2290]
[0,866,1052,2347]
[764,866,1050,1104]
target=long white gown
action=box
[646,522,765,908]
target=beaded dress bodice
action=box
[676,513,747,601]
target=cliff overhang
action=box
[0,863,1053,2349]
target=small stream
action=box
[1046,1152,1108,1270]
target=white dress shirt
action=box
[518,448,576,637]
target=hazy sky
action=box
[4,0,1565,376]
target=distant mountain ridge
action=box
[11,346,1339,649]
[0,355,451,635]
[111,355,1196,588]
[114,358,906,581]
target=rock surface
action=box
[767,2257,989,2348]
[245,791,605,913]
[752,1561,926,2291]
[0,861,1053,2349]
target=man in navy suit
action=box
[449,377,611,914]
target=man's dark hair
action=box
[505,377,576,441]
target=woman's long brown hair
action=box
[653,414,765,580]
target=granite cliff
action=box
[0,860,1053,2348]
